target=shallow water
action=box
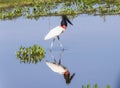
[0,15,120,88]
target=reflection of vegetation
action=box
[16,45,45,64]
[0,0,120,20]
[82,84,110,88]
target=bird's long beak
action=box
[70,73,75,80]
[62,15,73,25]
[66,17,73,25]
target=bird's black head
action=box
[61,15,73,27]
[64,72,75,84]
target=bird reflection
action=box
[46,49,75,84]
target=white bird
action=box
[46,61,68,75]
[46,50,75,84]
[44,15,73,49]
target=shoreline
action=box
[0,0,120,9]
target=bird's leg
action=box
[58,49,64,65]
[58,55,61,65]
[57,36,64,49]
[50,38,55,50]
[50,49,56,63]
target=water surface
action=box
[0,15,120,88]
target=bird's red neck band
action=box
[64,70,70,75]
[61,25,67,29]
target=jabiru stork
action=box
[44,15,73,49]
[46,49,75,84]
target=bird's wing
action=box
[46,61,66,74]
[44,26,64,40]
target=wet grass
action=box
[0,0,120,20]
[0,0,32,9]
[0,0,120,9]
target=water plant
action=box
[0,0,120,20]
[16,45,45,64]
[82,84,110,88]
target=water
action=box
[0,15,120,88]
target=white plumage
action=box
[44,26,65,40]
[44,15,73,49]
[46,61,67,74]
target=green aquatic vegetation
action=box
[82,84,110,88]
[87,84,91,88]
[93,84,98,88]
[1,0,120,20]
[106,85,111,88]
[16,45,45,64]
[13,7,22,16]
